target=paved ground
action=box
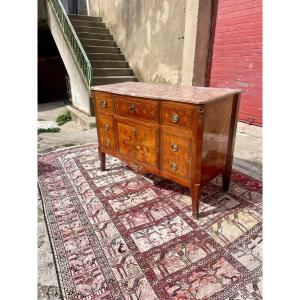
[38,192,61,300]
[233,122,262,180]
[38,102,97,153]
[37,101,262,299]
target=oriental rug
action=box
[38,144,262,300]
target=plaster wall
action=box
[47,1,91,115]
[181,0,199,85]
[66,0,88,14]
[38,0,48,21]
[88,0,186,84]
[192,0,213,86]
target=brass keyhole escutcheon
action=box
[129,103,137,113]
[101,100,107,108]
[104,124,110,131]
[171,113,179,123]
[105,139,110,146]
[170,162,178,171]
[171,143,179,152]
[132,127,137,136]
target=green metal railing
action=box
[48,0,92,87]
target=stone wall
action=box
[88,0,186,85]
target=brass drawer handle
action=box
[128,103,137,113]
[103,124,110,131]
[171,143,179,152]
[104,139,110,146]
[170,162,178,171]
[171,113,179,123]
[101,100,107,108]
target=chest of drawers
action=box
[92,82,241,219]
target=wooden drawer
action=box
[135,124,158,167]
[160,131,191,160]
[94,92,114,113]
[115,96,159,123]
[99,133,116,152]
[98,113,114,136]
[161,156,191,179]
[160,101,194,129]
[116,121,135,159]
[116,119,159,168]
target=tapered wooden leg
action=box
[99,151,106,171]
[222,170,231,192]
[191,184,202,219]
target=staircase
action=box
[68,14,137,86]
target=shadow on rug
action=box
[38,144,262,300]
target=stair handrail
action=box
[47,0,92,87]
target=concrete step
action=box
[92,76,138,85]
[80,38,116,47]
[87,53,125,60]
[67,105,96,129]
[73,25,109,35]
[83,45,120,54]
[93,68,134,76]
[68,14,102,22]
[91,60,129,68]
[70,19,106,28]
[77,32,113,40]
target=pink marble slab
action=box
[91,82,242,104]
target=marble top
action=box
[91,82,242,104]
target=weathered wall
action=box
[88,0,100,16]
[181,0,200,86]
[39,0,88,20]
[192,0,213,86]
[181,0,213,86]
[88,0,186,84]
[77,0,88,15]
[47,1,91,115]
[66,0,88,15]
[38,0,48,21]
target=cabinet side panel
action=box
[201,96,233,184]
[93,91,101,149]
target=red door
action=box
[207,0,262,125]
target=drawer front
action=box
[160,131,192,160]
[98,113,114,136]
[135,124,158,167]
[116,120,158,168]
[99,133,116,151]
[94,92,114,113]
[160,102,194,129]
[116,121,136,159]
[160,130,191,179]
[161,156,191,179]
[115,96,159,123]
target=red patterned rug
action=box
[38,144,262,300]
